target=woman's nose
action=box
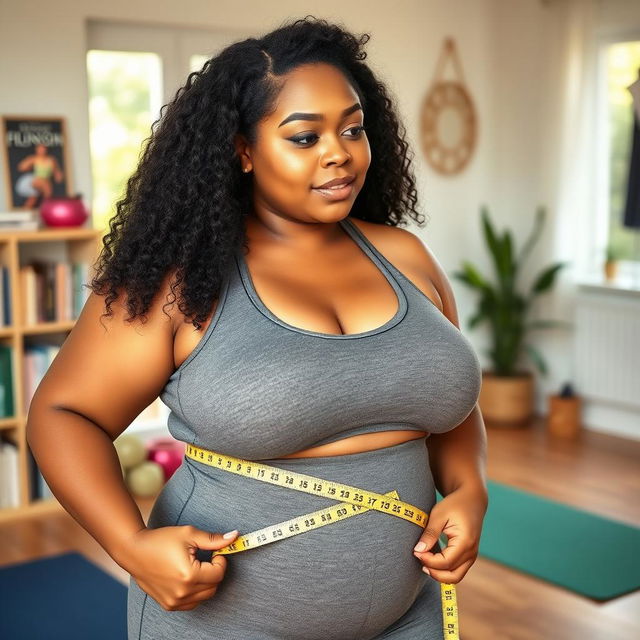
[320,141,352,166]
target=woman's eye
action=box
[289,125,366,147]
[346,125,366,138]
[290,133,319,146]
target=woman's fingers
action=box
[423,557,475,584]
[192,555,228,586]
[414,535,479,573]
[174,585,219,609]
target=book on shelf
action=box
[0,210,36,221]
[27,448,54,502]
[23,342,61,416]
[18,259,91,325]
[1,265,12,326]
[0,221,40,231]
[0,210,40,231]
[0,265,11,327]
[0,443,56,507]
[0,438,20,508]
[0,343,14,417]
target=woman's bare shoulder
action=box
[28,272,180,442]
[348,218,445,314]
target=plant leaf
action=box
[517,205,546,272]
[530,262,568,295]
[480,205,505,284]
[503,230,515,282]
[524,343,548,376]
[453,262,491,290]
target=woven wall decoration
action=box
[420,37,477,175]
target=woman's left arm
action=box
[426,404,488,499]
[414,406,488,581]
[413,407,489,584]
[403,232,489,583]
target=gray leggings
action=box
[127,436,446,639]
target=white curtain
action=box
[519,0,601,392]
[544,0,600,288]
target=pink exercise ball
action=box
[147,438,186,481]
[39,193,89,227]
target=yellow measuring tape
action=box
[185,443,460,638]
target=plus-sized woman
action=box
[27,16,489,640]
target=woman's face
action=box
[237,62,371,225]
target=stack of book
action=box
[0,209,40,231]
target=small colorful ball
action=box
[147,438,185,481]
[126,461,165,497]
[114,434,146,469]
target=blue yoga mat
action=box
[470,480,640,600]
[0,551,127,639]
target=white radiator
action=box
[574,291,640,411]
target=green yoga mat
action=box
[466,480,640,600]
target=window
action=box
[86,50,162,233]
[604,39,640,266]
[85,20,251,234]
[190,54,209,73]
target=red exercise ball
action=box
[146,438,186,481]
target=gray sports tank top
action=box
[160,216,482,460]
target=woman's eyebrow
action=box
[278,103,362,127]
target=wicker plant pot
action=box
[478,369,534,426]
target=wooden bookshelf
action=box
[0,225,103,522]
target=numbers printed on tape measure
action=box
[187,444,428,527]
[185,443,460,639]
[213,488,403,555]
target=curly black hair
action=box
[87,15,427,330]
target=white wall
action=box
[1,0,639,436]
[0,0,495,283]
[0,0,496,340]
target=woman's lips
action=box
[312,182,354,201]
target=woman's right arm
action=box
[26,283,178,563]
[25,280,238,610]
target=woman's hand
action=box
[412,484,488,584]
[117,525,239,611]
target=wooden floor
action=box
[1,415,639,639]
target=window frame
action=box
[594,25,640,281]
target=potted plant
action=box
[604,240,623,281]
[452,205,571,426]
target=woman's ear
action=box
[233,133,252,171]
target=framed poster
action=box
[2,115,72,210]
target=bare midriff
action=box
[273,429,430,459]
